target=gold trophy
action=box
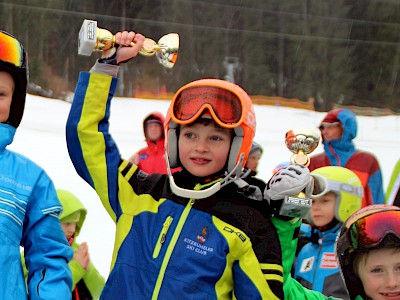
[279,129,320,218]
[78,19,179,69]
[285,129,320,167]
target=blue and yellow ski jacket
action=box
[66,71,287,300]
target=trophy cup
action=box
[285,129,320,167]
[279,129,320,218]
[78,19,179,69]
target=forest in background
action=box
[0,0,399,112]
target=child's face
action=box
[310,192,336,227]
[61,222,77,243]
[246,154,261,172]
[0,71,14,123]
[357,248,400,300]
[178,120,232,177]
[146,123,163,142]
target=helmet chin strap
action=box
[166,153,246,199]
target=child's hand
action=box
[74,242,90,271]
[101,31,145,65]
[129,153,140,165]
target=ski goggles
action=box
[171,86,244,128]
[311,173,364,198]
[0,31,26,68]
[319,122,341,131]
[346,210,400,251]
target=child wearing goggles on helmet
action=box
[66,30,317,300]
[0,31,73,299]
[336,204,400,300]
[294,166,363,298]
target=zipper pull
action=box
[160,216,173,245]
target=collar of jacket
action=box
[0,123,16,152]
[174,168,226,189]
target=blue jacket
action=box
[0,124,72,299]
[66,71,289,300]
[294,223,349,299]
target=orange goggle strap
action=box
[338,208,400,256]
[171,85,244,129]
[0,31,25,68]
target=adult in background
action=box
[309,108,384,207]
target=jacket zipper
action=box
[151,198,195,300]
[153,216,174,258]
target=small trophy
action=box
[285,129,320,167]
[78,19,179,69]
[279,129,320,218]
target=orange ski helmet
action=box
[165,78,256,172]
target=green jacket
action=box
[22,190,105,299]
[57,189,105,299]
[386,159,400,205]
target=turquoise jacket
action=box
[1,123,72,299]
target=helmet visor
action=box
[347,210,400,250]
[172,86,243,128]
[311,173,363,198]
[0,31,25,68]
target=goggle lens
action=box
[173,86,243,126]
[349,210,400,250]
[0,31,25,68]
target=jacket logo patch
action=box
[300,256,314,273]
[223,226,246,242]
[320,253,338,268]
[184,237,214,256]
[139,153,149,160]
[197,226,209,243]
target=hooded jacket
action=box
[1,124,72,300]
[131,112,169,174]
[57,189,105,300]
[309,109,385,207]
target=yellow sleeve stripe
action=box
[260,263,283,273]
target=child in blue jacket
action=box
[0,30,72,299]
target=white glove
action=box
[264,164,313,217]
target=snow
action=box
[9,93,400,280]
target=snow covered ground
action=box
[9,93,400,279]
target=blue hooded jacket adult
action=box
[309,109,385,207]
